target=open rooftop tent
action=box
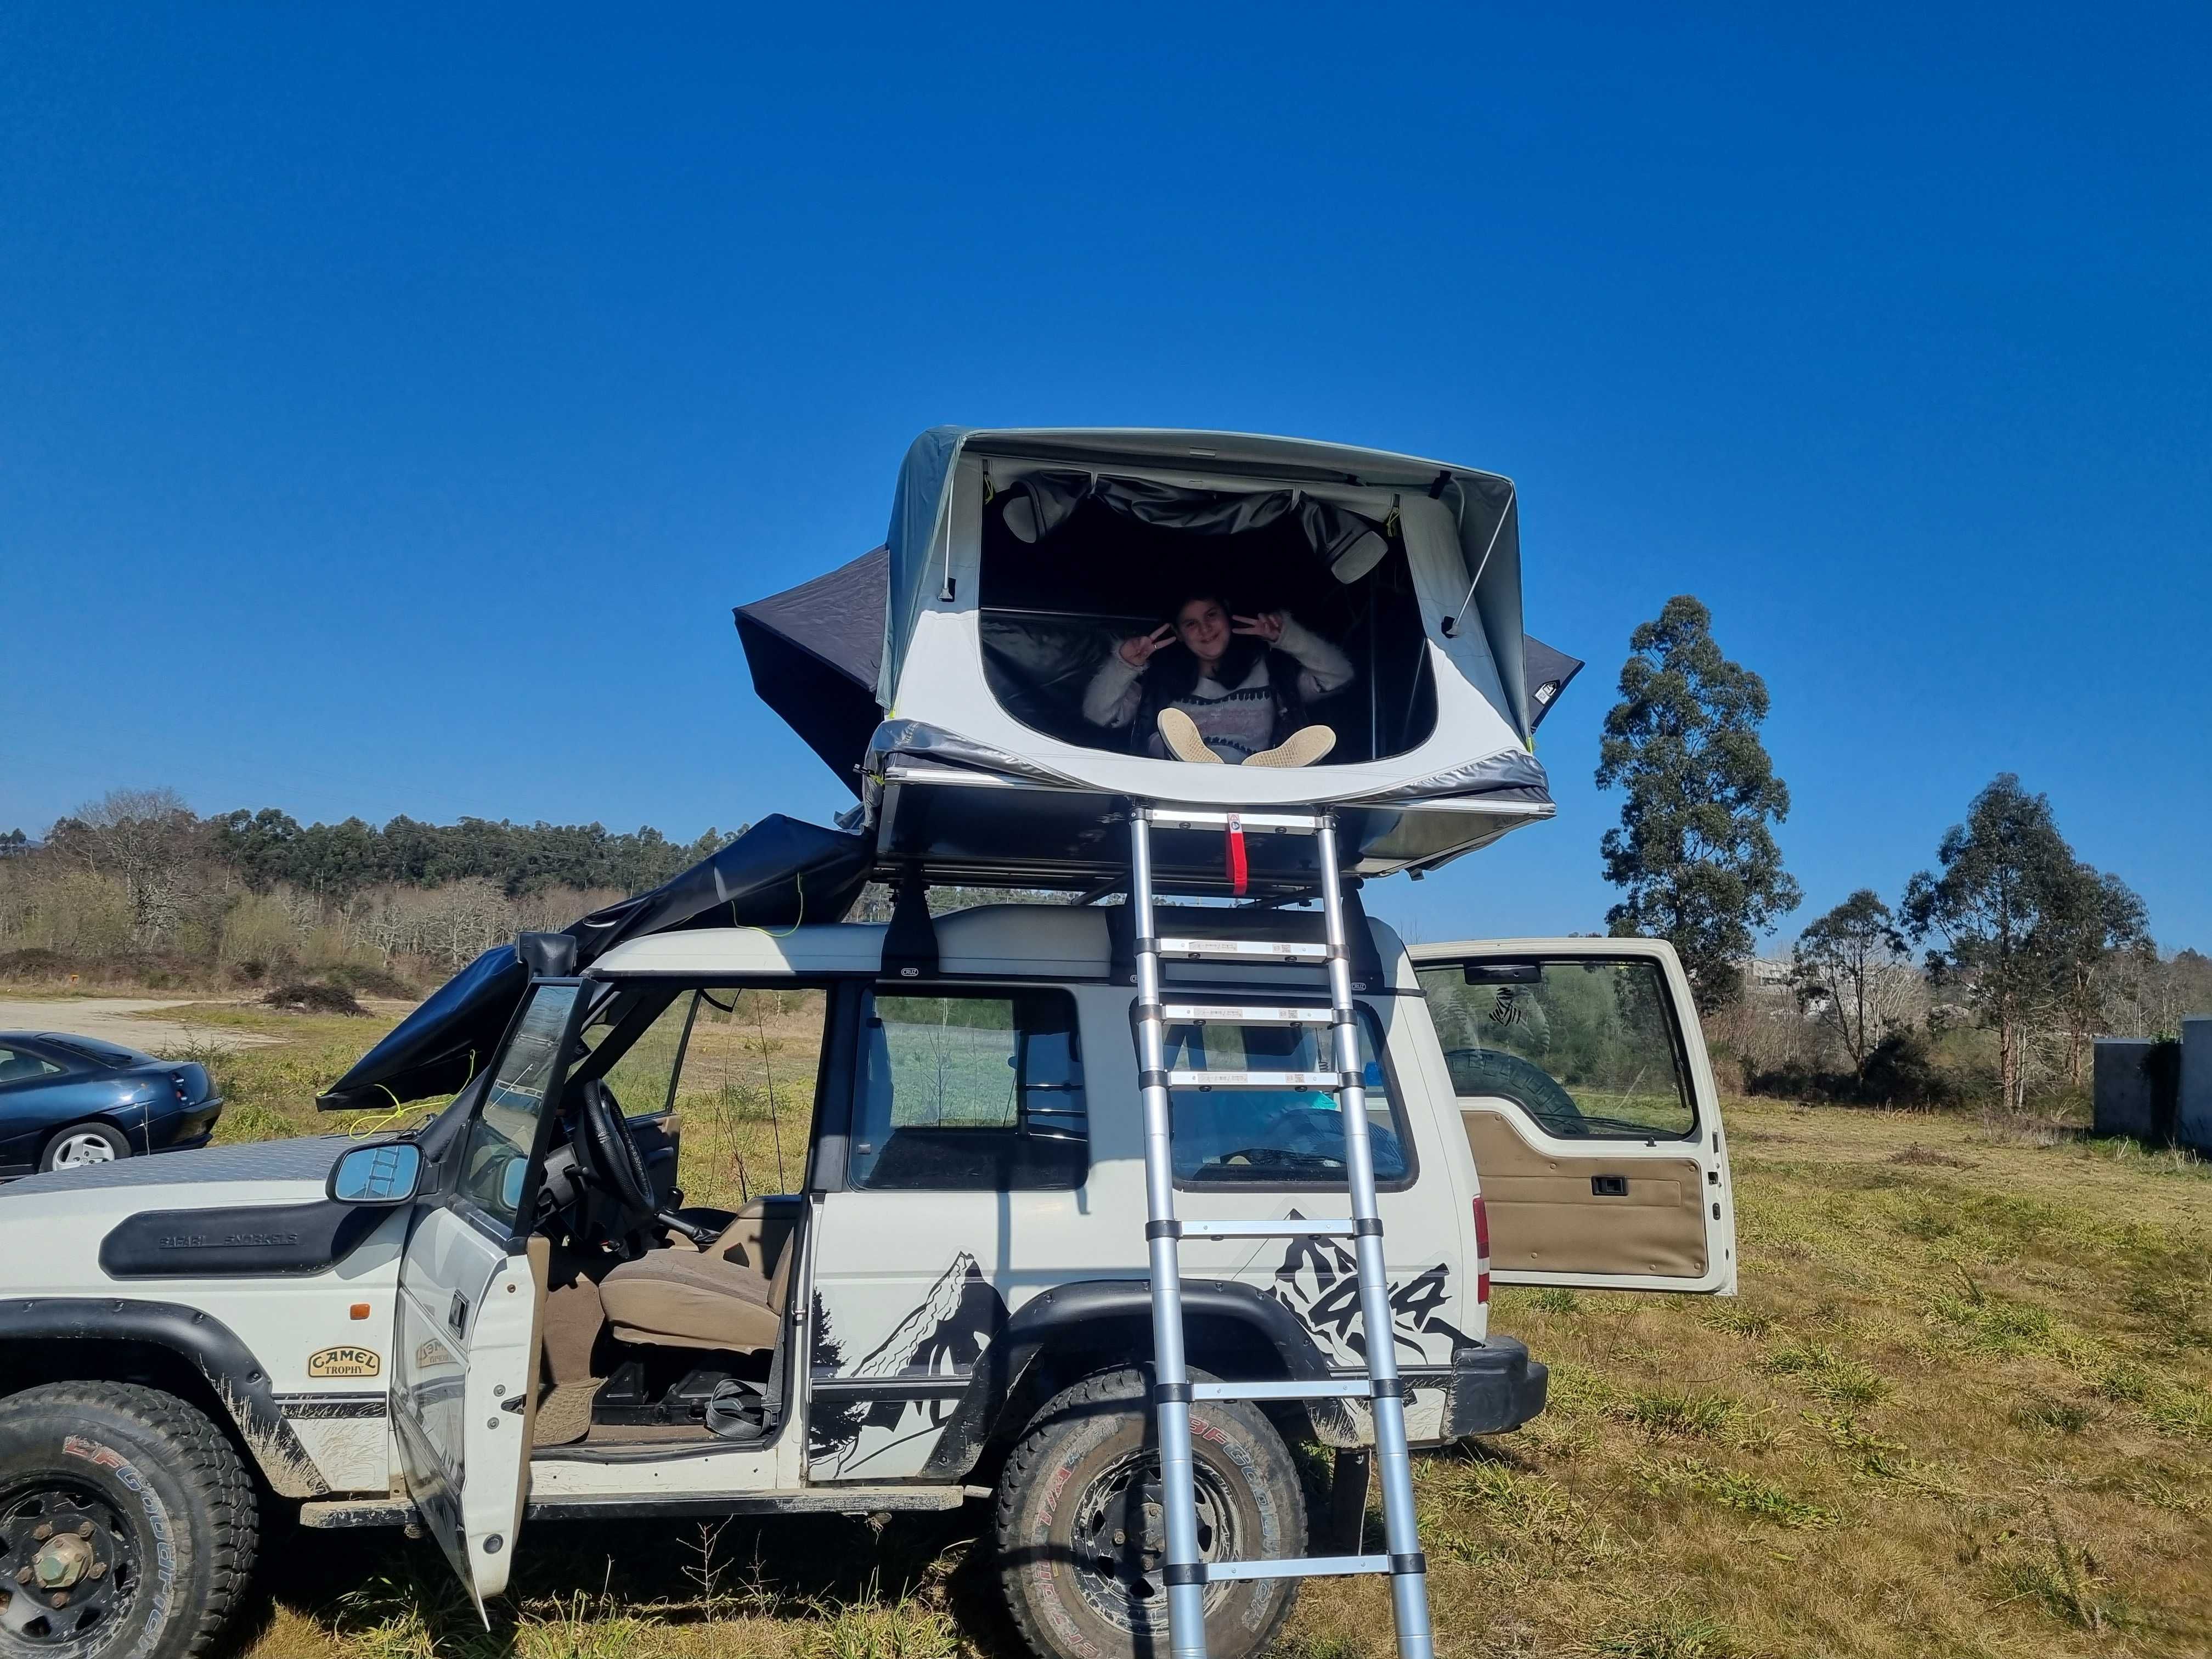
[736,427,1583,887]
[315,815,870,1111]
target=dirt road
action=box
[0,997,284,1055]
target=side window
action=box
[1166,1007,1410,1187]
[1415,957,1696,1140]
[0,1046,66,1085]
[851,989,1087,1190]
[458,981,583,1228]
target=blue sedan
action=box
[0,1032,224,1175]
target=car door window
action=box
[456,981,582,1229]
[1416,957,1696,1139]
[851,990,1086,1189]
[1166,1008,1410,1186]
[0,1046,66,1085]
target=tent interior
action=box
[975,481,1435,765]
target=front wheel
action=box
[0,1384,257,1659]
[994,1367,1305,1659]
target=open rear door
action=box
[392,979,584,1613]
[1409,939,1735,1293]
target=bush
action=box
[315,961,420,999]
[1748,1031,1957,1109]
[262,981,369,1017]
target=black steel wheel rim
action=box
[1068,1449,1236,1633]
[0,1479,138,1647]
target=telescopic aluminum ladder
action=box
[1128,805,1432,1659]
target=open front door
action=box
[1410,940,1735,1293]
[393,979,585,1613]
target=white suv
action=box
[0,905,1733,1659]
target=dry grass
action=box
[185,1009,2212,1658]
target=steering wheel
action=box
[569,1079,720,1248]
[571,1079,661,1218]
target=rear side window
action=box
[851,989,1086,1190]
[0,1046,67,1084]
[42,1037,142,1069]
[1165,1007,1410,1187]
[1416,957,1697,1140]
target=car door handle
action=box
[1590,1175,1628,1197]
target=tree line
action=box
[0,790,740,987]
[1595,596,2204,1111]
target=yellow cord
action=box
[736,870,806,939]
[346,1048,475,1137]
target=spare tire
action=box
[1441,1047,1588,1133]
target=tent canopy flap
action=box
[315,814,871,1111]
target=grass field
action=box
[104,999,2212,1657]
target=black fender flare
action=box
[0,1296,331,1498]
[918,1278,1333,1480]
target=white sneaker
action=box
[1158,708,1224,764]
[1245,725,1336,768]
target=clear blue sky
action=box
[4,6,2207,949]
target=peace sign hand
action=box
[1232,611,1286,644]
[1119,624,1175,668]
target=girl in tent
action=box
[1082,594,1353,766]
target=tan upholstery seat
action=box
[598,1201,797,1353]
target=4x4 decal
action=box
[1268,1214,1469,1366]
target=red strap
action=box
[1226,816,1248,896]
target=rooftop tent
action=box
[743,427,1573,888]
[315,815,870,1111]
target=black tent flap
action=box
[1521,635,1584,730]
[317,813,871,1111]
[734,546,887,794]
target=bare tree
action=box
[1790,890,1921,1077]
[44,788,208,948]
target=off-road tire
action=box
[994,1367,1305,1659]
[0,1383,258,1659]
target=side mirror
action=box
[329,1142,424,1206]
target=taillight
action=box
[1473,1195,1492,1305]
[170,1072,189,1103]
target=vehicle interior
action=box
[430,978,831,1454]
[976,482,1438,765]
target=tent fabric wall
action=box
[737,543,1584,797]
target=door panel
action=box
[393,978,584,1611]
[1410,940,1736,1294]
[1460,1112,1706,1277]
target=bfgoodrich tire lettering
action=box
[994,1367,1304,1659]
[0,1384,257,1659]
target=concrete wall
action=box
[2094,1039,2159,1141]
[2182,1017,2212,1155]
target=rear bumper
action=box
[151,1100,223,1153]
[1447,1336,1549,1436]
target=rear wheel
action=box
[0,1384,257,1659]
[38,1126,131,1173]
[994,1367,1305,1659]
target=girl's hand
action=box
[1119,624,1175,667]
[1232,611,1286,644]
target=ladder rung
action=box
[1179,1218,1357,1239]
[1146,808,1324,833]
[1156,936,1329,963]
[1168,1069,1338,1091]
[1192,1380,1370,1402]
[1159,1003,1334,1025]
[1203,1555,1390,1583]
